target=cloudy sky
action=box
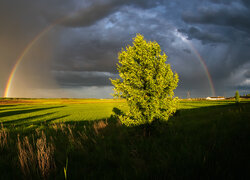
[0,0,250,98]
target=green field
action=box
[0,99,126,130]
[0,98,250,179]
[0,98,239,128]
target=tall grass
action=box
[0,123,8,149]
[36,131,55,178]
[17,131,55,178]
[17,135,35,176]
[93,119,108,135]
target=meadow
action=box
[0,98,250,179]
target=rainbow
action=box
[4,16,67,98]
[4,25,53,97]
[4,23,216,97]
[184,40,216,97]
[174,30,216,96]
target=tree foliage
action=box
[111,34,179,126]
[235,90,240,103]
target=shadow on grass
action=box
[2,112,57,127]
[0,106,34,112]
[0,105,65,118]
[0,105,18,108]
[17,114,70,128]
[52,101,250,179]
[56,101,250,132]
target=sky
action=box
[0,0,250,98]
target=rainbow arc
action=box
[4,20,216,97]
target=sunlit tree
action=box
[110,34,179,126]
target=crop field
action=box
[0,99,126,130]
[0,98,250,179]
[0,98,239,128]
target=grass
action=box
[0,98,249,179]
[0,99,126,130]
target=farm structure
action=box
[206,96,225,100]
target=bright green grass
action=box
[0,99,246,130]
[178,100,237,109]
[0,100,126,130]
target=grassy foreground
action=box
[0,98,250,179]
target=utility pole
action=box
[187,91,191,99]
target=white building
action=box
[206,96,225,100]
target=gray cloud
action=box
[61,1,119,27]
[183,49,191,54]
[58,0,164,27]
[1,0,250,98]
[242,0,250,8]
[244,70,250,78]
[178,27,229,44]
[53,71,117,87]
[182,3,250,34]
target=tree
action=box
[110,34,179,126]
[235,90,240,103]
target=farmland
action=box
[0,98,250,179]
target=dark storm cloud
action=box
[209,0,239,5]
[178,27,229,44]
[52,4,170,74]
[242,0,250,8]
[61,1,118,27]
[53,71,117,87]
[1,0,250,98]
[178,0,250,96]
[244,70,250,78]
[183,49,191,54]
[182,3,250,34]
[188,49,247,96]
[60,0,163,27]
[52,31,124,74]
[234,85,250,91]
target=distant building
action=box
[206,96,225,100]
